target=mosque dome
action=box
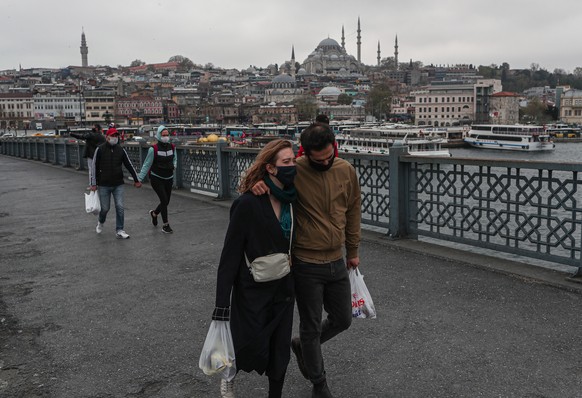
[297,68,307,75]
[318,86,342,96]
[317,38,342,49]
[272,74,295,84]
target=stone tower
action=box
[291,45,296,76]
[377,41,381,66]
[341,25,345,50]
[394,35,399,71]
[80,29,88,67]
[357,17,361,64]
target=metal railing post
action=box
[216,141,230,199]
[388,143,411,238]
[175,147,183,189]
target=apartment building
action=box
[0,93,34,129]
[560,89,582,124]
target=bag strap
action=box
[288,203,293,255]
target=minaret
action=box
[80,29,88,67]
[357,17,361,64]
[291,45,296,76]
[377,41,381,66]
[394,34,399,71]
[341,25,345,50]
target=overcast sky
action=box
[2,0,581,73]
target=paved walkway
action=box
[1,155,581,398]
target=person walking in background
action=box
[213,139,297,398]
[252,123,361,398]
[70,123,105,188]
[138,125,177,234]
[91,127,142,239]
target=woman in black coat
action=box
[213,139,297,398]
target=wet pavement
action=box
[1,155,581,398]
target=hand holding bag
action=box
[199,320,236,381]
[84,191,100,215]
[245,204,293,282]
[349,267,377,319]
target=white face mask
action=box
[108,137,119,145]
[160,136,170,143]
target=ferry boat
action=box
[335,129,451,157]
[464,124,555,151]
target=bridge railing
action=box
[1,137,580,275]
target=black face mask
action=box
[308,156,335,172]
[274,166,297,187]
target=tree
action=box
[293,95,318,122]
[337,93,352,105]
[520,98,554,124]
[365,84,392,120]
[130,59,145,67]
[574,67,582,77]
[169,55,194,71]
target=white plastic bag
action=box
[349,268,377,319]
[84,191,100,215]
[199,320,236,381]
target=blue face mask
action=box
[274,166,297,187]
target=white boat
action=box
[464,124,555,151]
[335,130,451,157]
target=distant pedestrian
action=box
[91,127,142,239]
[137,125,177,234]
[71,123,105,189]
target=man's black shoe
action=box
[312,380,333,398]
[291,337,309,379]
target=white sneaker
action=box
[116,230,130,239]
[96,222,103,234]
[220,379,235,398]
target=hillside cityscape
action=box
[2,27,582,134]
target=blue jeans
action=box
[98,184,125,231]
[293,258,352,384]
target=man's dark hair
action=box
[315,114,330,124]
[300,123,335,155]
[93,123,102,133]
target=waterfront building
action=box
[0,93,34,130]
[115,95,164,125]
[474,79,503,123]
[413,83,475,127]
[489,92,520,125]
[559,89,582,125]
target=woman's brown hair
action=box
[238,139,294,193]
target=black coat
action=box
[215,193,295,378]
[92,143,139,187]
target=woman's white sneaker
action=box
[96,222,103,234]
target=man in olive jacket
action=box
[292,123,361,398]
[253,123,361,398]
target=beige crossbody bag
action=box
[244,204,293,282]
